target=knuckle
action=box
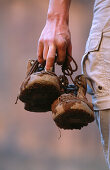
[47,56,55,64]
[37,54,42,59]
[44,37,55,43]
[57,58,64,64]
[43,38,48,44]
[43,52,47,60]
[50,44,56,50]
[38,38,43,45]
[48,55,55,60]
[57,41,66,50]
[37,50,43,59]
[38,56,43,63]
[38,57,44,63]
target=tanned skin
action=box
[37,0,71,70]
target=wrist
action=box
[47,11,69,25]
[47,0,71,25]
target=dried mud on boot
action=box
[18,59,61,112]
[51,75,94,130]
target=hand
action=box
[37,19,72,71]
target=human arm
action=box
[37,0,71,71]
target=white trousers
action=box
[95,110,110,169]
[81,0,110,169]
[82,0,110,110]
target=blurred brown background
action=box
[0,0,109,170]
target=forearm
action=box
[37,0,72,70]
[47,0,71,25]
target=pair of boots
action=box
[17,59,94,130]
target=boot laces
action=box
[60,55,78,95]
[26,55,78,94]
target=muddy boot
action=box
[51,75,94,130]
[18,59,61,112]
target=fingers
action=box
[67,42,72,63]
[45,44,56,71]
[37,39,72,71]
[37,40,44,63]
[37,39,56,70]
[56,40,66,65]
[67,42,72,57]
[43,44,49,60]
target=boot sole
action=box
[52,98,94,130]
[19,73,61,112]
